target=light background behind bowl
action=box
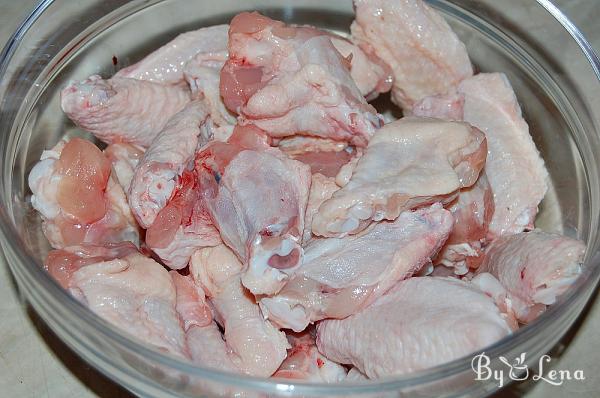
[0,1,598,397]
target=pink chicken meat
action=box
[28,138,140,249]
[261,204,453,332]
[473,230,585,323]
[351,0,473,109]
[190,244,289,376]
[311,117,487,237]
[61,75,190,147]
[221,12,381,147]
[116,24,229,85]
[316,276,513,378]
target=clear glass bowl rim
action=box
[0,0,599,394]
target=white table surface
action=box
[0,1,599,397]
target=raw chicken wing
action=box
[129,100,212,228]
[61,75,190,147]
[221,12,381,147]
[28,138,140,248]
[474,230,585,323]
[351,0,473,109]
[128,101,221,269]
[116,24,229,85]
[190,244,289,376]
[261,204,453,332]
[414,73,549,236]
[199,146,311,295]
[316,276,513,378]
[69,252,187,357]
[312,117,486,237]
[411,92,465,120]
[170,271,212,330]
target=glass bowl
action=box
[1,0,599,396]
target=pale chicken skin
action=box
[69,252,188,357]
[351,0,473,109]
[221,12,381,147]
[200,147,311,296]
[311,117,487,237]
[316,277,514,378]
[61,75,190,147]
[413,73,549,237]
[273,330,347,382]
[190,244,289,377]
[116,24,229,85]
[261,205,453,332]
[474,230,585,323]
[28,138,140,249]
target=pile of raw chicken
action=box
[28,0,585,382]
